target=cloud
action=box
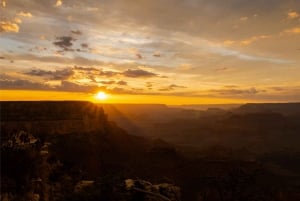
[283,27,300,34]
[0,21,19,33]
[13,18,22,24]
[0,79,47,90]
[211,87,259,95]
[73,66,98,71]
[1,0,299,102]
[24,68,74,80]
[99,80,115,85]
[73,66,119,77]
[1,0,6,7]
[145,82,152,88]
[0,13,33,33]
[53,36,76,50]
[75,67,160,79]
[136,53,143,59]
[71,30,82,35]
[169,84,186,88]
[81,43,89,48]
[287,11,299,19]
[159,84,186,91]
[224,85,238,88]
[269,86,284,91]
[70,66,117,82]
[241,35,270,45]
[55,0,62,7]
[0,74,100,93]
[240,16,248,21]
[58,80,98,92]
[108,87,129,94]
[22,66,161,89]
[215,67,229,71]
[117,80,127,85]
[122,69,157,78]
[99,70,119,77]
[223,40,235,46]
[17,11,33,18]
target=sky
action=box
[0,0,300,104]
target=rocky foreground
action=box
[1,101,182,201]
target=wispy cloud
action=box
[283,27,300,34]
[240,16,248,21]
[215,67,230,72]
[212,44,292,64]
[0,78,47,90]
[117,80,127,85]
[223,40,235,46]
[122,69,158,78]
[71,30,82,35]
[54,0,62,7]
[241,35,270,45]
[17,11,33,18]
[210,87,259,96]
[0,20,19,33]
[1,0,6,8]
[24,69,74,80]
[287,11,299,19]
[99,80,115,85]
[159,84,187,91]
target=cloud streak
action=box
[24,69,74,80]
[287,11,299,19]
[159,84,187,91]
[17,11,33,18]
[210,87,259,96]
[122,69,158,78]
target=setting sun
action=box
[95,91,108,100]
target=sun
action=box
[95,91,108,100]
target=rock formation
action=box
[125,179,181,201]
[1,101,108,136]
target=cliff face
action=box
[0,101,108,136]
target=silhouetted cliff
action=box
[234,103,300,115]
[1,101,108,136]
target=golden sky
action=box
[0,0,300,104]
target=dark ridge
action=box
[234,103,300,115]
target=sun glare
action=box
[95,91,108,100]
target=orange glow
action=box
[95,91,108,101]
[0,90,91,101]
[0,90,269,105]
